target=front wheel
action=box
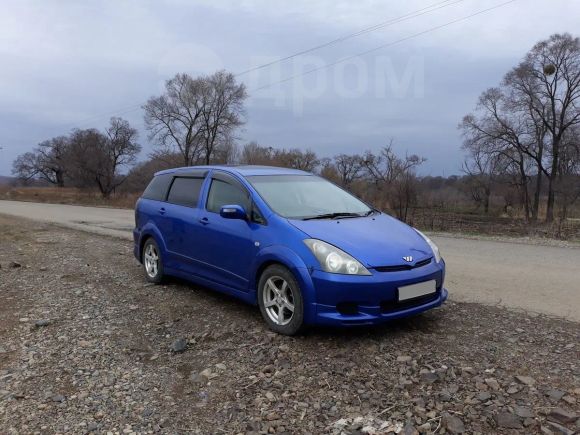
[257,265,304,335]
[142,238,164,284]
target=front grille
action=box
[374,257,432,272]
[380,292,439,313]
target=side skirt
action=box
[164,267,258,306]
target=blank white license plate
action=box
[398,280,436,301]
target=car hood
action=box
[288,213,433,267]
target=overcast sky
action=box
[1,0,579,176]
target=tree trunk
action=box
[522,183,530,223]
[560,201,568,222]
[483,189,490,214]
[546,137,561,223]
[56,170,65,188]
[531,168,542,222]
[546,177,556,222]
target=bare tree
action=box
[239,143,320,171]
[460,87,544,221]
[211,134,239,164]
[361,142,425,221]
[240,141,275,165]
[144,71,246,166]
[199,71,247,164]
[68,118,140,197]
[101,117,141,195]
[143,73,204,166]
[555,126,580,220]
[504,33,580,221]
[12,136,69,186]
[461,137,504,214]
[333,153,364,187]
[274,148,320,171]
[362,142,425,186]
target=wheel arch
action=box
[250,245,316,323]
[137,224,168,263]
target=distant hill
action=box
[0,175,16,186]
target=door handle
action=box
[199,217,210,225]
[159,207,166,215]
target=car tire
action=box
[142,238,164,284]
[258,264,304,335]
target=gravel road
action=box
[0,215,579,434]
[1,200,579,322]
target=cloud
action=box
[0,0,579,176]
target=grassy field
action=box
[0,186,139,209]
[410,208,580,241]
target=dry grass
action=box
[1,186,579,241]
[410,208,580,241]
[0,186,139,209]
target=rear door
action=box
[163,174,206,273]
[138,172,174,244]
[193,172,259,290]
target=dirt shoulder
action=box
[0,215,578,434]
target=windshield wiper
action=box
[302,212,363,220]
[362,209,379,217]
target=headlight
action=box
[304,239,371,275]
[415,229,441,263]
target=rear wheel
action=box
[258,265,304,335]
[142,238,164,284]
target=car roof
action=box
[155,165,312,177]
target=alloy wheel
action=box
[262,276,295,326]
[144,243,159,278]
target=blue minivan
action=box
[134,165,447,335]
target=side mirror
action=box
[220,204,247,220]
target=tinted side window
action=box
[167,177,204,208]
[206,179,250,213]
[142,174,172,201]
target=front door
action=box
[193,173,258,290]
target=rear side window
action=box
[142,174,173,201]
[167,177,204,208]
[206,179,251,213]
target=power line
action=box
[67,1,470,128]
[69,102,146,129]
[235,0,467,76]
[252,0,518,92]
[69,0,516,127]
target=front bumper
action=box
[308,260,447,326]
[133,228,141,263]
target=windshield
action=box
[247,175,372,219]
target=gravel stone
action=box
[548,407,578,424]
[485,378,500,390]
[477,391,492,401]
[545,421,575,435]
[495,412,523,429]
[34,319,51,327]
[51,394,65,403]
[0,216,578,434]
[420,372,439,384]
[442,414,465,433]
[515,375,536,386]
[169,338,187,353]
[514,406,535,418]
